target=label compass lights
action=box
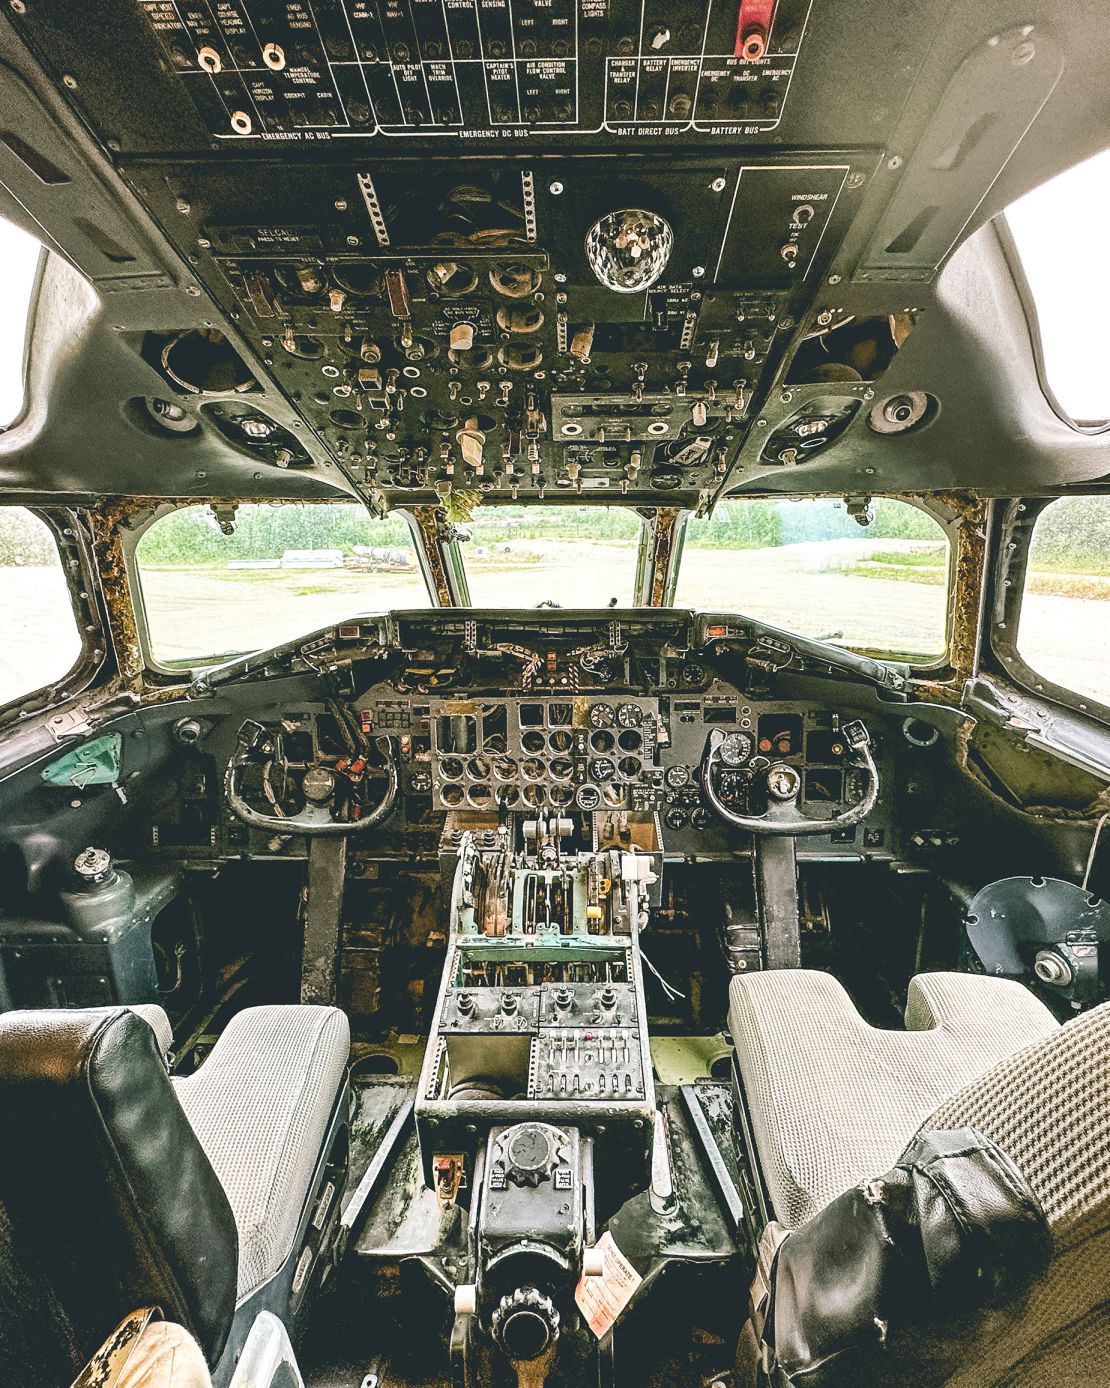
[585,209,674,293]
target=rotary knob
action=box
[490,1287,560,1362]
[493,1122,567,1187]
[74,847,113,883]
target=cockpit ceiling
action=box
[0,0,1109,506]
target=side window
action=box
[0,216,41,427]
[1016,496,1110,710]
[0,509,84,706]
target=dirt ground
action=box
[1,544,1106,707]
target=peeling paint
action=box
[87,498,150,692]
[646,508,681,607]
[411,506,456,606]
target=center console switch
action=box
[416,811,658,1194]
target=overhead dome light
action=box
[585,208,673,294]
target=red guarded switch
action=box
[735,0,778,61]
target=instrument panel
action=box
[362,682,894,847]
[135,0,813,144]
[3,0,927,509]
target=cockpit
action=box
[0,2,1107,1386]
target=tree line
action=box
[1,496,1107,572]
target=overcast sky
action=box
[0,218,41,426]
[1,148,1108,426]
[1006,145,1110,422]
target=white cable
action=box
[639,947,686,1002]
[1081,810,1110,892]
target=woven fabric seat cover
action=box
[728,969,1058,1228]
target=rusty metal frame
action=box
[81,491,988,703]
[87,497,152,692]
[640,506,682,607]
[915,490,989,700]
[409,505,463,606]
[91,495,447,684]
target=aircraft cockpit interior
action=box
[0,2,1107,1385]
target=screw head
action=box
[62,73,78,90]
[549,180,564,195]
[692,265,705,278]
[886,155,903,171]
[710,176,727,193]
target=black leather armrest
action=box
[764,1128,1052,1388]
[0,1009,238,1371]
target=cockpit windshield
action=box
[460,506,643,608]
[134,503,430,667]
[1006,146,1110,425]
[672,498,950,660]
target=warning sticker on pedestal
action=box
[574,1231,643,1339]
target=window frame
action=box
[663,495,959,670]
[0,506,104,728]
[990,495,1110,722]
[447,504,655,608]
[123,501,440,675]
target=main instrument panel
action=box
[362,682,892,846]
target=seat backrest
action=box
[924,1002,1110,1388]
[0,1008,239,1381]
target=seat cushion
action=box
[923,1004,1110,1388]
[173,1005,349,1302]
[729,969,1058,1229]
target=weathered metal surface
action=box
[87,498,150,691]
[956,717,1110,823]
[302,835,348,1005]
[938,491,989,696]
[645,507,681,608]
[411,505,458,607]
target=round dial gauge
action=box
[616,702,643,728]
[588,702,615,728]
[665,764,692,790]
[590,756,616,783]
[718,732,754,768]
